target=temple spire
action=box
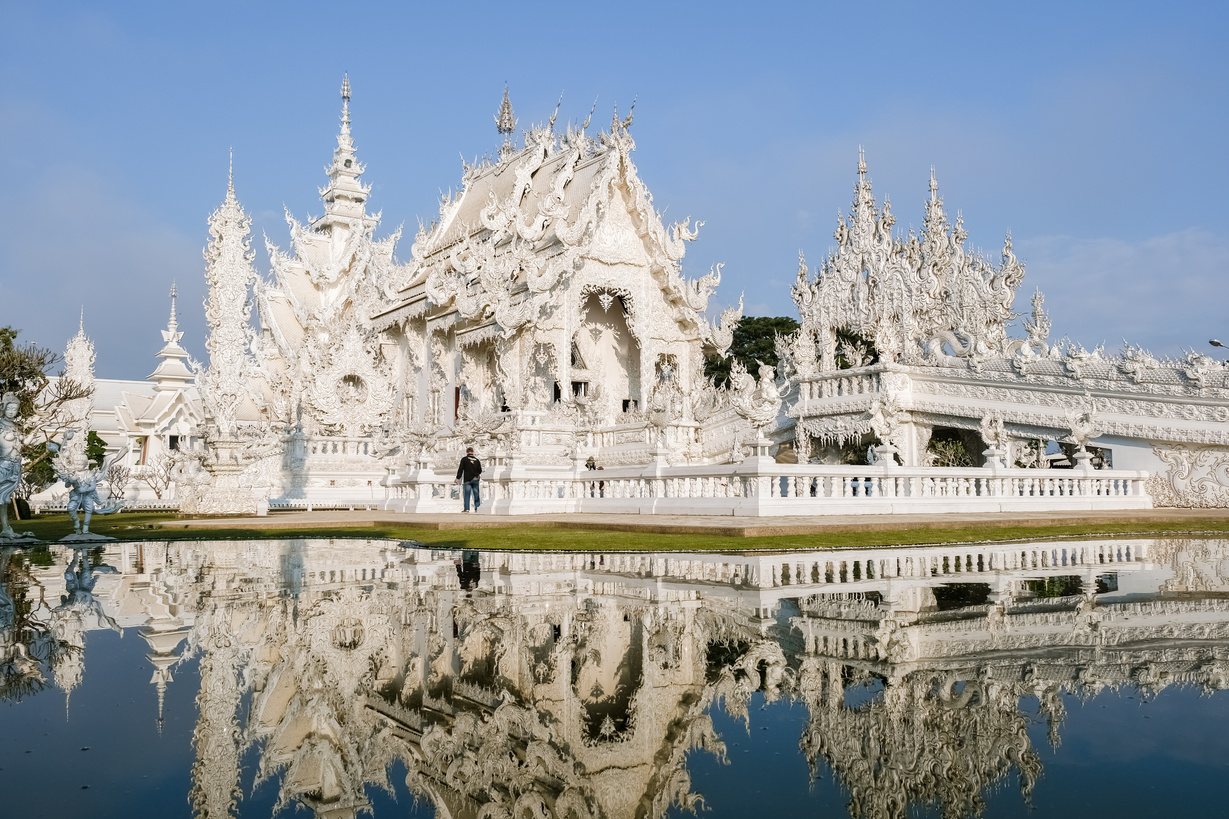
[496,85,517,157]
[858,146,867,178]
[340,73,352,136]
[167,282,179,335]
[150,281,193,391]
[318,74,370,224]
[200,162,257,434]
[61,311,96,465]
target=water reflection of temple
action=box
[7,536,1229,819]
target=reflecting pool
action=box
[3,537,1229,818]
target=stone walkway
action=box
[158,508,1229,538]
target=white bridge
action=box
[386,455,1151,516]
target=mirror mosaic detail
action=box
[3,537,1229,818]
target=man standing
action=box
[455,447,482,512]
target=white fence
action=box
[385,455,1151,516]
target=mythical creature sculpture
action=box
[1063,343,1104,380]
[1119,342,1159,384]
[868,394,908,460]
[1064,398,1101,456]
[979,411,1010,466]
[730,362,784,438]
[51,431,122,537]
[1183,351,1222,389]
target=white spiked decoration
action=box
[59,310,96,469]
[199,152,257,440]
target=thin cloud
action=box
[1015,229,1229,357]
[0,164,201,379]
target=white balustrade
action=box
[384,458,1151,516]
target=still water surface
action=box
[2,537,1229,818]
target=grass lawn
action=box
[8,510,1229,552]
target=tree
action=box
[136,452,175,499]
[104,462,131,502]
[86,431,107,469]
[0,327,94,520]
[927,430,977,467]
[704,316,800,388]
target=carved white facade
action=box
[208,79,755,507]
[781,155,1229,505]
[46,81,1229,512]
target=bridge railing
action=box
[385,457,1151,516]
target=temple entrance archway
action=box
[575,290,641,421]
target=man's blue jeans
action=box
[463,478,481,511]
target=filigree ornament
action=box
[1120,342,1160,384]
[793,157,1024,370]
[303,326,396,435]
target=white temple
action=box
[39,78,1229,512]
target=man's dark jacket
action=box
[456,455,482,482]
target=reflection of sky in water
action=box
[2,538,1229,818]
[675,689,1229,819]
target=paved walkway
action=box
[157,508,1229,538]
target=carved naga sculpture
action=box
[730,362,785,438]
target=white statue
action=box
[1064,398,1101,469]
[0,392,28,540]
[731,361,784,437]
[51,430,123,538]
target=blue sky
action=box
[1,1,1227,377]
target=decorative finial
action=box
[622,97,636,131]
[228,147,234,194]
[168,281,178,332]
[496,84,517,158]
[548,91,563,133]
[857,146,867,178]
[156,679,166,734]
[78,306,84,334]
[339,74,352,136]
[582,97,597,132]
[929,165,937,195]
[495,84,517,136]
